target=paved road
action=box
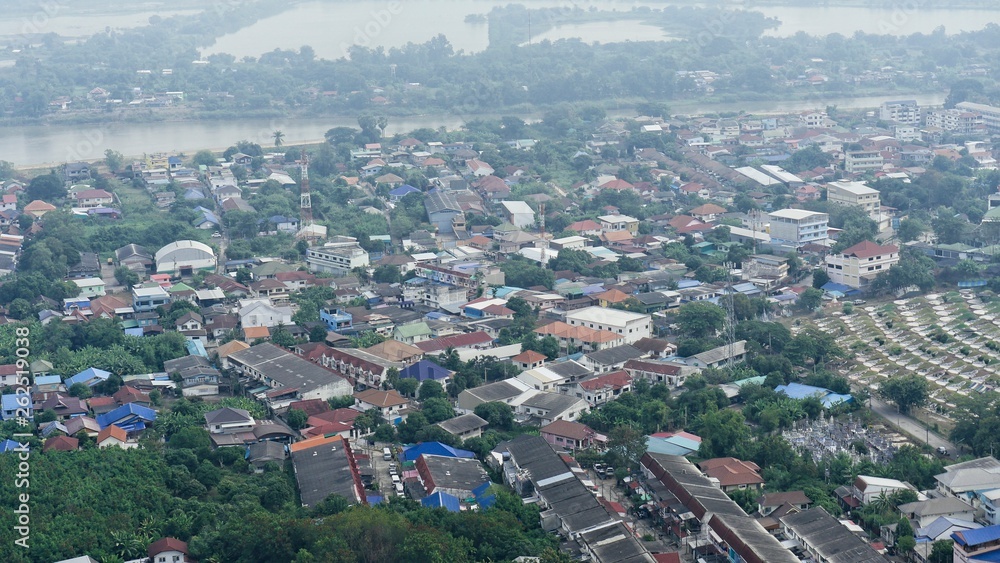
[868,395,957,456]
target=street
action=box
[868,395,957,457]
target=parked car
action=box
[937,446,949,456]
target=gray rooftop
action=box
[228,343,349,394]
[422,455,490,494]
[466,380,525,403]
[584,345,644,367]
[436,413,488,436]
[780,507,888,563]
[291,441,361,507]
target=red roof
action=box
[567,219,601,232]
[308,408,359,426]
[43,435,79,452]
[512,350,546,364]
[698,458,764,487]
[579,370,632,392]
[840,240,899,259]
[541,420,596,441]
[148,537,188,558]
[652,554,682,563]
[288,398,330,417]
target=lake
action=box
[203,0,1000,59]
[2,92,946,168]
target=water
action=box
[1,92,947,168]
[0,9,201,39]
[203,0,1000,59]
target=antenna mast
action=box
[300,154,313,226]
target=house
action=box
[425,190,464,234]
[399,359,452,383]
[757,491,813,518]
[512,350,546,371]
[416,454,491,500]
[1,393,31,421]
[97,425,136,449]
[780,508,887,563]
[686,340,747,369]
[689,203,727,222]
[825,241,899,290]
[457,379,532,412]
[148,537,192,563]
[569,370,633,406]
[364,339,423,363]
[598,214,640,235]
[767,209,829,248]
[899,497,975,529]
[204,407,255,434]
[35,393,88,420]
[72,189,114,208]
[516,391,590,425]
[96,403,157,433]
[65,367,112,388]
[582,345,645,374]
[466,158,495,177]
[246,440,287,472]
[500,200,535,228]
[540,419,606,450]
[24,200,57,218]
[229,343,353,405]
[43,435,79,452]
[64,162,91,181]
[175,311,204,332]
[238,299,293,328]
[436,412,489,440]
[353,389,411,424]
[852,475,916,505]
[565,307,652,345]
[132,286,170,313]
[698,457,765,492]
[624,359,695,388]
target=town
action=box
[7,95,1000,563]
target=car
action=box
[593,463,604,474]
[937,446,949,456]
[394,483,404,495]
[391,474,401,485]
[603,466,615,479]
[853,299,866,305]
[211,232,222,238]
[388,466,397,476]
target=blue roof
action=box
[677,280,702,289]
[776,382,853,408]
[1,393,31,417]
[400,360,451,382]
[96,403,157,430]
[367,494,386,505]
[972,551,1000,563]
[955,525,1000,547]
[390,184,421,197]
[401,442,475,463]
[186,340,208,357]
[184,188,205,200]
[918,516,980,542]
[421,491,461,512]
[66,367,111,388]
[125,327,144,337]
[646,435,700,456]
[0,439,25,453]
[33,375,62,386]
[820,281,861,296]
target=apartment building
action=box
[845,150,884,174]
[306,242,370,275]
[767,209,829,247]
[879,100,921,125]
[565,307,652,345]
[926,108,985,135]
[598,214,640,235]
[957,101,1000,132]
[825,241,899,290]
[826,181,880,214]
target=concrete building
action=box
[565,307,652,345]
[425,190,463,234]
[845,150,884,175]
[767,209,829,247]
[926,108,985,134]
[825,241,899,290]
[957,101,1000,132]
[500,200,535,228]
[781,507,888,563]
[228,343,353,408]
[306,241,369,275]
[879,100,921,125]
[826,181,881,215]
[132,285,170,313]
[598,214,640,235]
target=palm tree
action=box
[272,130,285,147]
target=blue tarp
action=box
[775,382,853,408]
[401,442,475,463]
[820,281,861,296]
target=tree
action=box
[395,377,418,398]
[26,173,66,201]
[272,130,285,147]
[420,397,455,423]
[474,401,514,430]
[811,268,830,289]
[68,382,92,399]
[104,149,125,173]
[928,540,953,563]
[418,379,445,401]
[676,301,725,338]
[897,218,927,242]
[286,408,308,430]
[896,535,916,560]
[798,287,824,311]
[308,325,328,343]
[880,374,929,414]
[607,424,647,471]
[373,264,402,284]
[191,150,217,168]
[114,266,139,287]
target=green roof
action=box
[167,282,195,293]
[394,322,431,338]
[733,376,766,388]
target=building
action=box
[436,413,488,440]
[927,107,985,134]
[781,507,889,563]
[687,340,747,369]
[898,497,975,529]
[416,454,491,498]
[72,277,106,298]
[425,190,464,234]
[698,457,765,492]
[155,240,216,276]
[845,150,884,175]
[131,285,170,313]
[147,537,192,563]
[228,343,353,407]
[457,378,532,412]
[72,188,114,208]
[957,101,1000,132]
[767,209,829,247]
[851,475,915,505]
[204,407,255,434]
[598,214,640,235]
[500,200,535,228]
[306,242,370,275]
[935,457,1000,505]
[564,307,652,345]
[290,435,365,507]
[540,420,606,450]
[953,525,1000,563]
[825,241,899,290]
[826,181,881,215]
[353,389,410,425]
[879,100,921,125]
[623,359,694,388]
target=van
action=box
[383,447,392,461]
[391,474,401,485]
[394,483,404,495]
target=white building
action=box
[598,214,640,235]
[767,209,829,247]
[565,307,652,345]
[845,150,884,174]
[957,101,1000,132]
[880,100,921,125]
[500,200,535,228]
[825,241,899,290]
[155,240,216,276]
[826,181,880,215]
[72,277,106,298]
[306,241,370,275]
[238,298,293,328]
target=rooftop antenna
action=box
[300,154,313,226]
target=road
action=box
[868,395,957,456]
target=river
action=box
[3,92,947,168]
[203,0,1000,59]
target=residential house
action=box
[435,413,489,440]
[852,475,916,505]
[500,200,535,228]
[564,307,652,345]
[899,497,975,529]
[353,389,411,425]
[699,457,765,492]
[238,298,293,328]
[540,419,606,450]
[148,537,192,563]
[204,407,255,434]
[72,189,114,209]
[757,491,813,518]
[568,370,633,406]
[97,425,137,449]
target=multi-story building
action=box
[826,181,881,214]
[926,108,985,135]
[598,214,640,235]
[957,101,1000,132]
[825,241,899,290]
[845,150,884,174]
[767,209,829,247]
[306,242,369,275]
[564,307,652,345]
[879,100,921,125]
[132,286,170,313]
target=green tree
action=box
[897,218,927,242]
[419,379,446,401]
[272,130,285,148]
[798,287,824,311]
[114,266,139,287]
[929,540,953,563]
[373,264,402,284]
[104,149,125,173]
[607,424,647,471]
[880,374,929,415]
[474,401,514,430]
[812,268,830,289]
[191,150,217,168]
[286,408,309,430]
[676,301,725,338]
[395,377,419,398]
[26,173,67,201]
[896,535,916,560]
